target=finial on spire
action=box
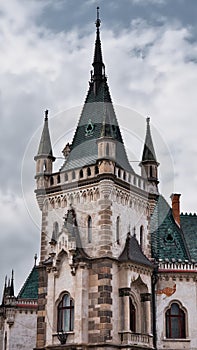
[146,117,150,124]
[45,109,48,121]
[95,6,101,28]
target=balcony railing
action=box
[119,331,153,348]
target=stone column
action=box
[141,293,152,334]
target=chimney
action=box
[170,193,181,226]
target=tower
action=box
[34,8,157,350]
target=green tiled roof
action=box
[151,196,190,261]
[61,81,133,173]
[180,213,197,261]
[18,266,38,300]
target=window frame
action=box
[57,293,74,333]
[165,301,187,339]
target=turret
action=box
[34,110,55,176]
[140,117,159,187]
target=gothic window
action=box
[88,216,92,243]
[87,167,91,176]
[79,169,83,178]
[133,176,136,185]
[57,293,74,332]
[50,176,54,186]
[129,298,136,332]
[116,216,120,244]
[57,174,61,183]
[140,225,144,249]
[166,302,186,339]
[64,173,68,181]
[118,168,121,178]
[123,171,126,180]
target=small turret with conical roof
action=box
[140,117,159,187]
[34,110,55,176]
[34,110,55,209]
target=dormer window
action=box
[85,119,94,136]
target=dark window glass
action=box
[57,294,74,332]
[130,299,136,332]
[88,216,92,243]
[166,303,186,338]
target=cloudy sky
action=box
[0,0,197,294]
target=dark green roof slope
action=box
[61,13,133,173]
[151,196,190,261]
[18,266,38,300]
[180,213,197,261]
[119,232,153,267]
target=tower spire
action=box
[92,7,105,93]
[140,117,159,185]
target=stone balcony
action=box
[119,331,154,348]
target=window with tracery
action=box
[57,293,74,332]
[166,302,186,338]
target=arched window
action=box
[50,176,54,186]
[130,299,136,332]
[57,174,61,184]
[118,169,121,178]
[57,293,74,332]
[87,167,91,176]
[79,169,83,178]
[166,302,186,339]
[88,216,92,243]
[64,173,68,181]
[116,216,120,244]
[140,225,144,249]
[123,171,126,180]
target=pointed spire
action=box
[10,269,14,297]
[92,7,106,92]
[141,117,157,162]
[36,110,54,159]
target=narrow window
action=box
[118,169,121,178]
[57,293,74,332]
[140,225,144,249]
[79,169,83,178]
[116,216,120,244]
[88,216,92,243]
[64,173,68,181]
[57,174,61,183]
[166,303,186,338]
[106,143,109,156]
[130,299,136,332]
[50,176,54,186]
[72,171,75,180]
[150,165,153,178]
[87,167,91,176]
[123,171,126,180]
